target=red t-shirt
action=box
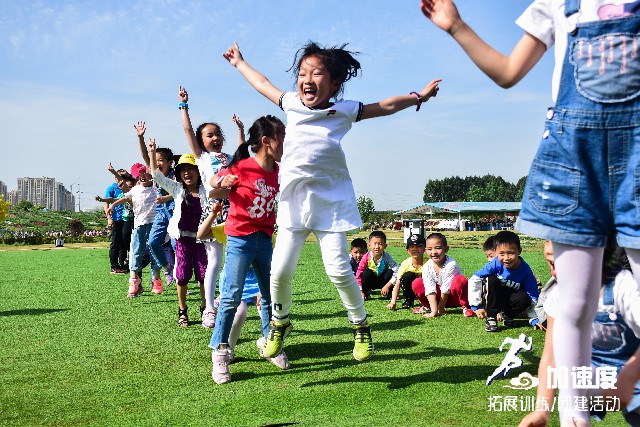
[220,157,279,237]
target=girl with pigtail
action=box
[178,86,245,329]
[199,115,286,384]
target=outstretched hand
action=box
[223,42,244,67]
[421,0,462,34]
[134,121,146,137]
[178,85,188,103]
[232,114,244,130]
[420,79,442,101]
[147,138,157,153]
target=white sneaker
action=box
[227,347,235,363]
[211,349,230,384]
[256,337,290,370]
[201,309,216,329]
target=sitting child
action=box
[355,230,399,301]
[468,230,539,332]
[349,238,367,275]
[412,232,473,318]
[387,234,427,310]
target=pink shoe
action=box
[202,309,216,329]
[256,337,290,370]
[127,277,143,298]
[151,279,163,294]
[463,307,475,317]
[412,306,429,315]
[211,350,231,384]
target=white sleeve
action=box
[152,169,180,198]
[439,259,462,294]
[614,270,640,338]
[422,262,437,295]
[542,285,560,319]
[468,275,483,308]
[195,152,215,194]
[515,0,556,49]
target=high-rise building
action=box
[12,177,75,211]
[0,181,6,200]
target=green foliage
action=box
[15,200,34,212]
[4,240,622,427]
[0,195,10,222]
[356,195,375,224]
[423,174,528,202]
[67,219,84,237]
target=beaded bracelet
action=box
[409,92,423,111]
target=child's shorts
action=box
[517,106,640,249]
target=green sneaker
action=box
[352,323,374,361]
[263,320,292,358]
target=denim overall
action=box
[517,0,640,249]
[590,272,640,423]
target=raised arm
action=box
[360,79,441,120]
[134,121,151,166]
[107,162,123,185]
[421,0,546,88]
[223,42,284,106]
[178,86,203,159]
[147,138,158,173]
[232,114,246,146]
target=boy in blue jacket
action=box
[468,231,539,332]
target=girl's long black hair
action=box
[227,115,284,168]
[289,41,362,99]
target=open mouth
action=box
[303,87,317,99]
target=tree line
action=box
[423,174,527,203]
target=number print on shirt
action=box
[247,178,277,219]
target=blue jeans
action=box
[148,209,170,268]
[209,232,273,349]
[130,223,158,273]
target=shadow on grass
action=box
[298,361,497,390]
[0,308,70,316]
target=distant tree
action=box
[515,176,528,201]
[423,176,468,202]
[15,200,34,212]
[0,196,10,222]
[68,219,84,237]
[424,174,522,203]
[356,196,375,224]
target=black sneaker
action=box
[401,298,414,309]
[485,317,498,332]
[503,315,516,328]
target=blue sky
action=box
[0,1,554,211]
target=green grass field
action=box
[0,237,626,426]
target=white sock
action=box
[228,300,248,350]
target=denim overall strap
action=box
[564,0,580,17]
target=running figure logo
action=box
[486,333,533,386]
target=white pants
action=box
[203,240,224,310]
[270,228,366,324]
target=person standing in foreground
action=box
[422,1,640,424]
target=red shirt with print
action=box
[219,157,279,237]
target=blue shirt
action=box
[473,256,539,302]
[104,183,123,221]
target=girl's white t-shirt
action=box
[544,269,640,338]
[278,92,363,232]
[127,184,157,228]
[516,0,635,102]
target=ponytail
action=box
[227,115,284,168]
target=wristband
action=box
[409,91,423,111]
[215,176,225,188]
[178,102,188,110]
